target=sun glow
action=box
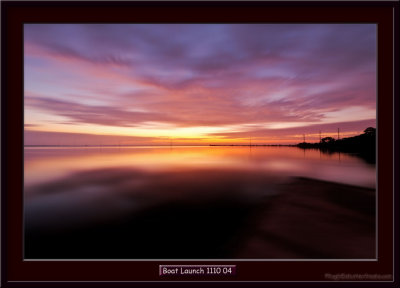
[25,122,250,143]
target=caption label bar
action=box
[159,265,236,276]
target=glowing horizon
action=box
[24,24,376,146]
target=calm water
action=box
[24,146,376,259]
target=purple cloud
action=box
[25,96,177,127]
[24,24,376,144]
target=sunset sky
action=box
[24,24,376,145]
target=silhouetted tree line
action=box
[297,127,376,164]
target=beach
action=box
[237,177,375,259]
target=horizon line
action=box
[24,144,297,148]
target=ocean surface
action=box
[24,146,376,259]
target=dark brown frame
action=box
[1,1,398,287]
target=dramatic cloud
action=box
[24,24,376,145]
[25,96,177,127]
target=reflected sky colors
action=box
[24,146,376,190]
[24,24,376,145]
[24,146,376,259]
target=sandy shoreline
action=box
[236,177,375,259]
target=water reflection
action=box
[25,146,375,188]
[24,146,375,259]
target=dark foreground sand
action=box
[236,177,375,259]
[25,169,375,259]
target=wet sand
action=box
[24,169,375,259]
[236,177,375,259]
